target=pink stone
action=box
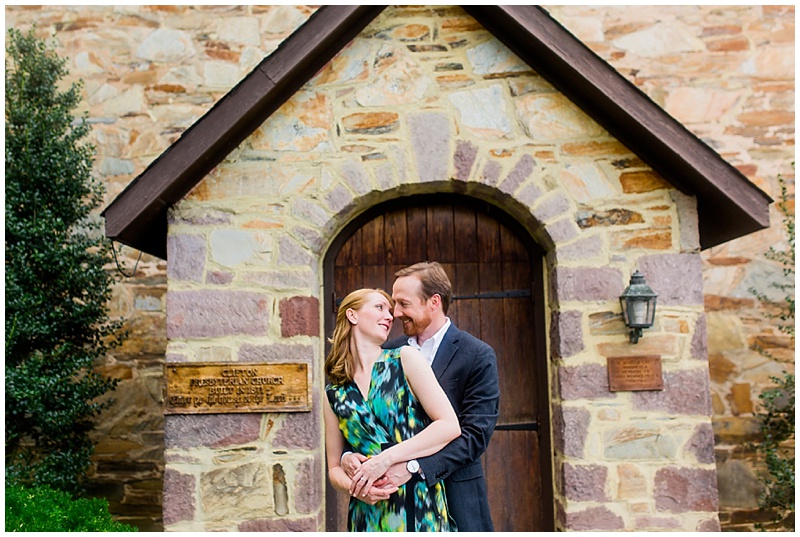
[163,469,195,526]
[633,369,712,416]
[559,363,613,400]
[551,309,584,358]
[552,405,590,458]
[554,266,625,302]
[564,505,624,531]
[654,466,719,513]
[164,414,261,449]
[294,455,322,514]
[280,296,320,338]
[167,290,269,338]
[563,462,609,501]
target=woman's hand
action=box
[349,451,395,498]
[341,452,367,478]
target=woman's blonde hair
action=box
[325,288,394,386]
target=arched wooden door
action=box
[323,195,553,531]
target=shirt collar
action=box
[408,318,451,365]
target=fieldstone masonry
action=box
[6,4,793,532]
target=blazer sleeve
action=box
[418,338,500,485]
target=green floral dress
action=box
[326,347,455,532]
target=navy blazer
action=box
[385,323,500,532]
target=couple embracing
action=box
[324,261,500,532]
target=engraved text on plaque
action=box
[165,362,311,414]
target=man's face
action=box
[391,275,433,338]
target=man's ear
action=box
[429,293,441,311]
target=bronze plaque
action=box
[164,362,311,414]
[607,355,664,392]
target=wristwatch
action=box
[406,459,420,474]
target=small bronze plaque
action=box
[607,355,664,392]
[165,362,311,414]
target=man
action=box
[342,261,500,531]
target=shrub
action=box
[5,485,136,532]
[5,27,125,493]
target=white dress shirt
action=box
[408,318,451,366]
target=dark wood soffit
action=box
[465,5,772,249]
[101,5,386,259]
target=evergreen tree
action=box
[5,28,124,494]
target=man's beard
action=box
[401,314,431,337]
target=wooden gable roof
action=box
[102,5,771,259]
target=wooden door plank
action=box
[361,215,385,266]
[426,205,455,263]
[405,206,427,263]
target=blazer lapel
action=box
[432,324,459,379]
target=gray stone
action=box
[715,459,762,508]
[201,461,270,520]
[409,112,450,183]
[137,28,196,63]
[697,518,721,532]
[467,38,528,76]
[557,235,603,262]
[604,423,677,460]
[100,157,135,176]
[209,229,262,268]
[167,234,206,282]
[239,516,319,532]
[448,85,513,138]
[241,269,316,291]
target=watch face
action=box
[407,460,419,473]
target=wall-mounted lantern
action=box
[619,270,657,344]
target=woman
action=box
[324,288,460,531]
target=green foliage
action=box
[751,170,795,531]
[5,485,136,532]
[5,28,125,494]
[755,372,795,530]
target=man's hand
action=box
[378,461,413,488]
[341,452,367,479]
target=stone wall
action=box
[5,4,793,532]
[165,5,718,531]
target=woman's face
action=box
[350,291,394,343]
